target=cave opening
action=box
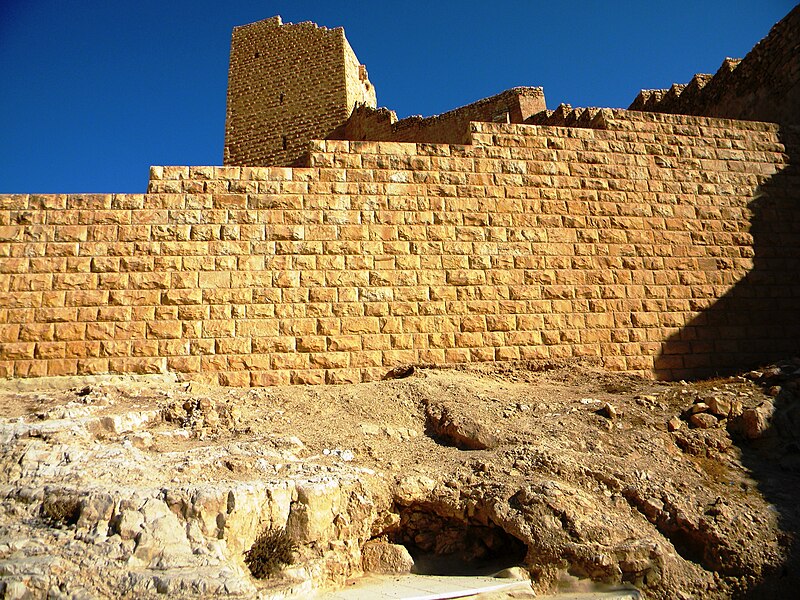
[388,505,528,576]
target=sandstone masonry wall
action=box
[1,111,797,386]
[223,16,376,167]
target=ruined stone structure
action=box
[0,8,798,386]
[224,16,376,167]
[328,87,546,146]
[223,17,547,165]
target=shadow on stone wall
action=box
[740,370,800,597]
[656,128,800,596]
[654,129,800,381]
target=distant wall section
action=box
[700,4,800,126]
[222,15,545,165]
[331,87,546,145]
[629,6,799,127]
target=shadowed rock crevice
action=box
[729,364,800,598]
[387,505,527,575]
[622,488,742,576]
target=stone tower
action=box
[223,16,376,166]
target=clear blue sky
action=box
[1,0,795,193]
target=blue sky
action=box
[1,0,795,193]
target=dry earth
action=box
[2,359,800,599]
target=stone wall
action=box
[629,6,800,128]
[1,111,798,386]
[223,16,375,167]
[699,4,800,127]
[331,87,546,145]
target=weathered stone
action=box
[598,403,619,420]
[77,493,115,529]
[130,432,154,450]
[667,416,683,432]
[690,413,718,429]
[394,476,437,505]
[426,405,499,450]
[741,403,775,439]
[116,510,144,540]
[361,540,414,574]
[729,400,744,419]
[707,397,732,418]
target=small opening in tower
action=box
[282,136,288,150]
[254,51,260,58]
[279,92,285,105]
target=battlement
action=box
[628,5,799,127]
[330,87,546,146]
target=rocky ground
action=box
[2,358,800,599]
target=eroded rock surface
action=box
[1,360,799,598]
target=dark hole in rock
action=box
[389,505,527,576]
[41,493,82,527]
[384,364,415,380]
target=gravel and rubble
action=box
[1,359,800,599]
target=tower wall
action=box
[223,16,375,167]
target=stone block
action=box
[161,289,203,305]
[297,336,326,353]
[145,321,182,340]
[109,357,165,375]
[341,317,379,335]
[203,320,235,338]
[382,349,415,365]
[310,352,349,369]
[291,369,325,385]
[158,340,189,356]
[350,351,382,367]
[325,369,361,385]
[0,324,20,342]
[47,359,78,376]
[19,323,53,342]
[77,358,109,375]
[271,353,309,370]
[14,360,47,378]
[250,370,291,386]
[131,340,159,357]
[54,322,86,341]
[219,371,250,386]
[362,541,414,574]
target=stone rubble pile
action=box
[670,358,800,443]
[0,385,384,599]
